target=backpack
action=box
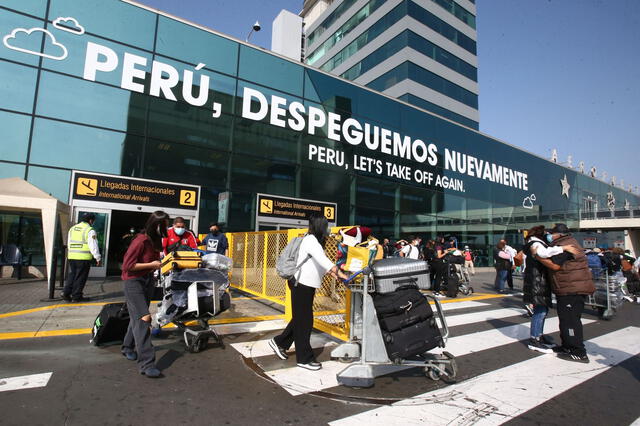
[275,237,311,280]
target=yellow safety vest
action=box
[68,222,94,260]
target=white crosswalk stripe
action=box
[329,327,640,425]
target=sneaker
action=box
[552,345,569,354]
[557,352,589,363]
[141,367,162,378]
[71,296,91,302]
[268,338,288,360]
[61,294,71,302]
[122,351,137,361]
[433,292,446,298]
[297,361,322,371]
[540,335,556,348]
[527,338,553,354]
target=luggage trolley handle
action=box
[342,267,372,292]
[423,294,450,341]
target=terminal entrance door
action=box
[74,208,110,278]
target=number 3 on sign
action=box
[180,190,196,206]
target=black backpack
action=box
[90,303,130,346]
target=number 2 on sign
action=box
[180,190,196,206]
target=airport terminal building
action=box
[1,0,638,275]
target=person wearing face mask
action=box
[120,211,169,378]
[162,217,198,254]
[536,223,595,363]
[203,222,229,256]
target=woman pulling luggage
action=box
[269,214,349,370]
[120,210,169,378]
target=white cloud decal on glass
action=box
[52,17,85,35]
[2,27,68,60]
[522,193,536,209]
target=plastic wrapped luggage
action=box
[373,287,434,332]
[201,253,233,271]
[381,318,444,362]
[161,250,202,275]
[370,257,430,293]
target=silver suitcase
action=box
[370,258,430,293]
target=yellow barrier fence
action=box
[227,227,351,341]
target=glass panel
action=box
[142,138,229,188]
[238,45,303,97]
[26,165,71,202]
[229,154,296,196]
[36,71,147,133]
[0,60,38,113]
[30,118,144,175]
[307,0,358,46]
[49,0,156,50]
[1,0,47,17]
[0,111,30,162]
[0,161,25,179]
[155,16,239,76]
[0,9,44,66]
[0,211,45,267]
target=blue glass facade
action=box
[0,0,637,267]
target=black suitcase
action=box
[382,318,443,362]
[445,264,460,298]
[376,294,434,332]
[90,302,130,346]
[373,286,427,316]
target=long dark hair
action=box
[144,210,170,251]
[308,214,329,246]
[526,225,546,241]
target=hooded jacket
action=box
[549,235,595,296]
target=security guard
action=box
[62,213,101,302]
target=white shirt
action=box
[505,245,517,264]
[295,235,335,288]
[87,229,101,262]
[401,244,419,259]
[529,236,563,259]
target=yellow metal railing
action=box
[227,227,351,341]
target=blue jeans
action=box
[494,270,508,291]
[530,305,548,338]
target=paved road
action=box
[1,274,639,425]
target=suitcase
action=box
[445,264,460,298]
[161,250,202,275]
[371,258,430,293]
[373,286,430,316]
[90,302,130,346]
[377,295,434,332]
[382,318,444,362]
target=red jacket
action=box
[162,227,198,254]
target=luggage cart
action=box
[331,269,457,388]
[586,267,624,320]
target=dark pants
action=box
[63,259,91,300]
[556,294,586,356]
[122,277,156,373]
[432,261,446,293]
[274,280,316,364]
[507,269,514,289]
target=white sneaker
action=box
[297,361,322,371]
[268,338,288,360]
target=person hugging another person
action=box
[522,225,579,353]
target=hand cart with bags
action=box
[586,267,625,320]
[331,258,457,388]
[154,251,232,352]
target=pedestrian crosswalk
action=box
[228,298,640,422]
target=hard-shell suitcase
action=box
[371,258,430,293]
[161,250,202,275]
[90,302,130,346]
[382,318,443,362]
